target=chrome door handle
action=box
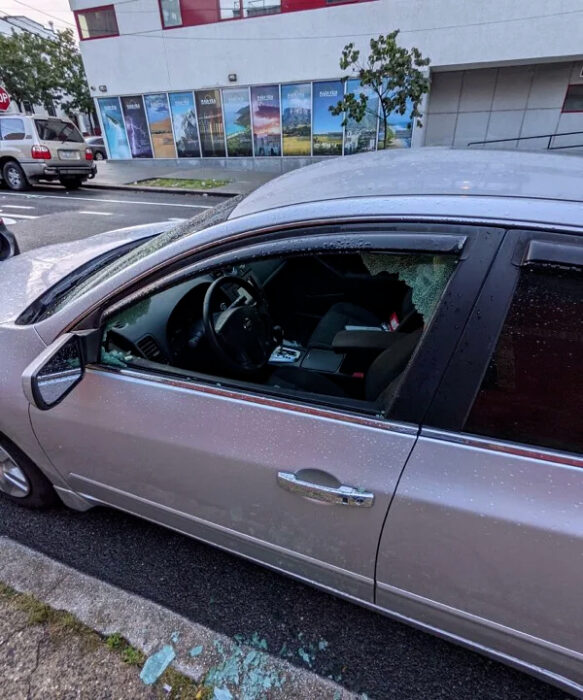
[277,471,374,507]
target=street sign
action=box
[0,87,11,111]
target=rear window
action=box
[0,117,27,140]
[35,119,84,143]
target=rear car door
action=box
[376,229,583,691]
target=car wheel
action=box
[94,151,104,160]
[0,437,59,509]
[59,176,83,190]
[2,161,29,191]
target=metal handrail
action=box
[468,130,583,150]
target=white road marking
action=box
[1,204,35,210]
[0,211,38,219]
[0,191,213,209]
[168,217,186,221]
[0,217,17,225]
[78,210,113,216]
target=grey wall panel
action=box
[458,69,497,112]
[485,110,524,148]
[453,112,490,147]
[518,109,562,149]
[527,63,573,109]
[424,113,457,146]
[428,72,463,114]
[491,67,534,111]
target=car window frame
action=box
[82,222,504,425]
[425,228,583,452]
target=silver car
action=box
[0,149,581,696]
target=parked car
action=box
[0,115,96,190]
[0,149,581,696]
[85,135,107,160]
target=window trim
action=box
[561,83,583,113]
[84,222,499,425]
[74,4,119,41]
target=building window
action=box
[220,0,280,19]
[464,265,583,454]
[562,84,583,112]
[160,0,183,27]
[75,5,119,40]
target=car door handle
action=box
[277,471,374,507]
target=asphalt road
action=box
[0,183,223,252]
[0,185,573,699]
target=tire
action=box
[59,176,83,190]
[94,151,105,160]
[2,161,29,191]
[0,437,59,509]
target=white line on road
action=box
[0,217,17,225]
[0,191,213,209]
[1,204,35,210]
[0,212,38,219]
[78,210,113,216]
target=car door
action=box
[376,229,583,691]
[26,224,501,603]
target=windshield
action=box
[35,119,85,143]
[19,195,244,324]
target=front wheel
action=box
[94,151,105,161]
[59,176,84,190]
[0,437,58,509]
[2,161,29,191]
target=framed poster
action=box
[281,83,311,156]
[222,88,252,157]
[251,85,281,157]
[344,79,379,155]
[144,93,176,158]
[312,81,343,156]
[378,89,413,149]
[195,89,226,157]
[97,97,130,159]
[120,95,153,158]
[168,92,200,158]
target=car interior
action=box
[101,251,456,408]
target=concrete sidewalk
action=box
[0,537,354,700]
[87,160,284,197]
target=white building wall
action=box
[73,0,583,97]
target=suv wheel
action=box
[0,437,58,509]
[2,161,29,191]
[94,151,105,160]
[59,176,83,190]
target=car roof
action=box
[231,148,583,219]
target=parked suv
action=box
[0,115,96,191]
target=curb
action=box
[84,182,239,198]
[0,537,354,699]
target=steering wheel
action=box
[203,275,275,374]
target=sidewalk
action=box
[0,537,354,700]
[87,161,285,197]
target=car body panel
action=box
[0,221,174,325]
[376,432,583,689]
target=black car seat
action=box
[308,288,421,349]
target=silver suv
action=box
[0,114,97,191]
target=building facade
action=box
[69,0,583,162]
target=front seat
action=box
[270,329,422,404]
[308,290,420,349]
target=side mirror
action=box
[0,219,19,261]
[22,334,85,410]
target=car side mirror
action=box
[0,219,19,261]
[22,334,85,410]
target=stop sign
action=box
[0,87,11,111]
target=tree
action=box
[0,28,94,126]
[330,30,430,149]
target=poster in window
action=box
[377,92,413,149]
[312,81,343,156]
[251,85,281,157]
[344,79,379,155]
[281,83,311,156]
[222,88,252,157]
[168,92,200,158]
[120,95,153,158]
[195,89,226,157]
[97,97,130,159]
[144,93,176,158]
